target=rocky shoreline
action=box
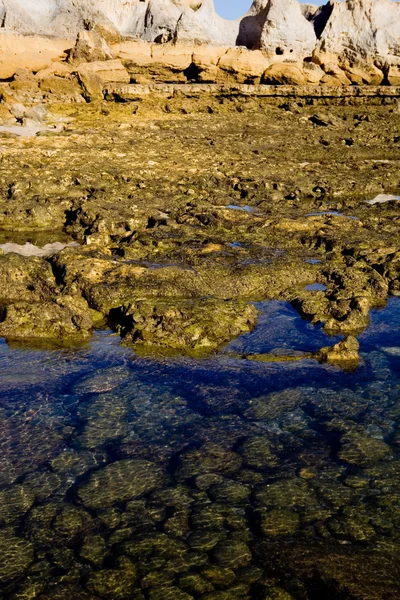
[0,0,399,361]
[0,92,399,365]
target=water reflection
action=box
[0,301,399,599]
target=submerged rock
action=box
[0,531,34,583]
[260,508,300,537]
[212,540,252,569]
[175,443,242,480]
[77,459,165,509]
[339,432,392,467]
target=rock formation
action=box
[0,0,399,64]
[0,0,399,89]
[258,0,317,59]
[315,0,400,84]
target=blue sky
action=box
[214,0,326,20]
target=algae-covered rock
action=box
[254,539,400,600]
[72,366,132,395]
[179,572,214,595]
[77,459,165,509]
[0,484,35,525]
[25,503,95,548]
[0,295,93,341]
[0,253,56,305]
[315,335,360,368]
[256,478,315,508]
[110,298,257,354]
[339,432,392,467]
[0,531,34,583]
[208,481,250,504]
[260,508,300,537]
[79,535,108,566]
[244,388,306,421]
[238,437,278,469]
[85,565,137,599]
[212,540,252,569]
[191,505,225,532]
[201,565,236,588]
[175,443,242,480]
[148,587,194,600]
[76,393,131,449]
[34,584,99,600]
[187,531,226,553]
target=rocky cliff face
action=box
[0,0,318,54]
[0,0,399,84]
[315,0,400,67]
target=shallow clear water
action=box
[0,300,399,599]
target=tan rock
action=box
[387,65,400,86]
[320,74,344,86]
[35,62,73,81]
[91,22,122,46]
[151,44,193,71]
[68,30,114,66]
[321,62,351,85]
[262,62,307,85]
[218,48,269,82]
[192,45,227,82]
[10,69,39,93]
[341,61,383,86]
[39,75,82,97]
[76,59,130,101]
[0,34,71,80]
[303,62,325,84]
[115,40,154,66]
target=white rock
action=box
[316,0,400,67]
[258,0,317,59]
[174,0,239,46]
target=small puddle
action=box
[306,259,322,265]
[226,204,259,214]
[365,193,400,205]
[0,125,64,137]
[0,241,79,258]
[305,283,327,292]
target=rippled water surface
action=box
[0,300,399,599]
